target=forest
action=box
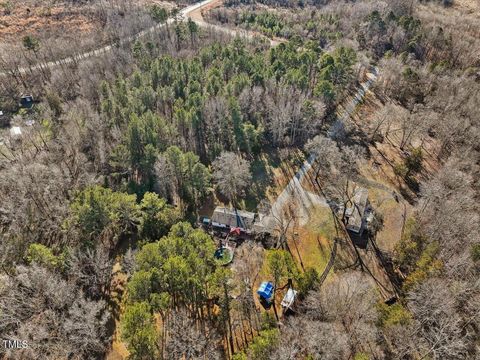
[0,0,479,359]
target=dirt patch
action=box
[0,1,98,40]
[454,0,480,13]
[366,185,410,252]
[106,261,129,360]
[0,0,176,45]
[106,334,129,360]
[188,0,223,22]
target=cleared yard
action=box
[290,206,335,274]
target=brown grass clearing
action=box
[106,261,129,360]
[453,0,480,13]
[289,206,335,274]
[0,0,176,43]
[0,1,98,40]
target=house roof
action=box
[346,188,368,233]
[211,207,256,230]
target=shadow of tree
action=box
[244,154,275,211]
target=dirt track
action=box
[0,0,217,77]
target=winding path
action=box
[183,0,282,46]
[0,0,216,77]
[2,0,379,212]
[189,2,381,228]
[262,67,379,229]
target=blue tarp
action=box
[257,282,274,300]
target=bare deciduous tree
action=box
[272,317,350,360]
[0,265,110,360]
[212,151,252,205]
[68,247,113,300]
[273,272,381,359]
[166,308,222,360]
[407,277,480,360]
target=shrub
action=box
[26,243,62,270]
[377,303,412,328]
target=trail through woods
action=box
[260,67,379,229]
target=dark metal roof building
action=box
[345,188,369,235]
[211,207,256,231]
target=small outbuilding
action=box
[257,281,274,302]
[20,95,34,109]
[281,288,297,310]
[0,111,7,128]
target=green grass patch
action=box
[307,207,336,242]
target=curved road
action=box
[185,3,381,227]
[0,0,216,77]
[0,0,283,78]
[1,0,379,222]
